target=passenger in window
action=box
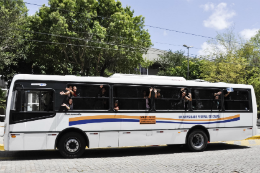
[114,100,119,111]
[60,86,72,97]
[99,85,108,97]
[143,88,152,109]
[99,85,108,109]
[70,86,79,97]
[178,89,192,110]
[154,88,162,98]
[61,98,73,110]
[214,90,231,110]
[214,90,230,99]
[214,92,221,110]
[223,90,231,99]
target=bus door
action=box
[9,83,56,150]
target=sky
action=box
[24,0,260,58]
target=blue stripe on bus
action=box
[69,117,240,126]
[69,119,139,126]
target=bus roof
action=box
[11,74,253,89]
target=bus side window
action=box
[191,88,222,111]
[113,85,152,111]
[11,90,17,111]
[11,90,23,112]
[153,87,189,111]
[23,90,53,112]
[224,89,249,111]
[63,84,110,110]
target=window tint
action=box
[113,86,152,110]
[23,90,53,111]
[59,84,110,111]
[191,89,222,111]
[154,87,190,111]
[224,89,249,111]
[10,89,54,123]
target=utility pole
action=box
[183,44,193,79]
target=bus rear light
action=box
[157,131,163,133]
[48,134,57,136]
[248,128,252,129]
[243,129,246,131]
[90,133,98,135]
[178,132,181,134]
[213,129,219,131]
[123,132,131,134]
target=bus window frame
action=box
[17,88,55,113]
[9,88,56,124]
[65,83,111,112]
[223,88,251,112]
[112,84,153,112]
[190,87,225,112]
[153,85,190,112]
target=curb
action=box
[0,144,4,151]
[245,135,260,140]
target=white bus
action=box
[1,74,257,158]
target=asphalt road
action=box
[0,144,260,173]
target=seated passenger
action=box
[61,98,73,110]
[114,100,119,111]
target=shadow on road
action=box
[0,143,250,160]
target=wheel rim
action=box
[65,138,80,153]
[191,133,204,149]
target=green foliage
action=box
[200,55,248,84]
[140,58,153,69]
[24,0,152,76]
[199,28,260,108]
[158,58,202,80]
[0,0,29,83]
[156,50,201,80]
[156,50,185,69]
[0,89,6,109]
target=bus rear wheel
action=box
[58,132,86,158]
[186,130,208,152]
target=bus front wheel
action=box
[186,130,208,152]
[58,132,86,158]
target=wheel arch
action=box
[185,125,210,143]
[54,128,89,150]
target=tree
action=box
[156,50,201,79]
[199,28,249,83]
[200,55,247,83]
[0,89,6,110]
[0,0,29,84]
[156,50,185,69]
[158,58,202,80]
[25,0,152,76]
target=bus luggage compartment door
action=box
[9,133,24,150]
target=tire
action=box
[58,132,86,158]
[186,130,208,152]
